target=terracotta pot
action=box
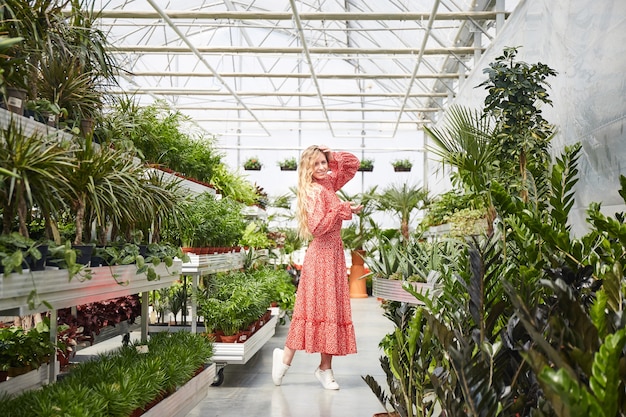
[219,334,239,343]
[373,413,400,417]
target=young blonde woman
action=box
[272,145,362,390]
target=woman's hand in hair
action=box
[317,145,333,162]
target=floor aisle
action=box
[186,296,394,417]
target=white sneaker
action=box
[272,348,290,386]
[314,367,340,390]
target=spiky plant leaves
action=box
[549,144,581,229]
[503,280,578,380]
[589,329,626,417]
[424,105,496,195]
[537,329,626,417]
[362,373,392,413]
[590,290,608,339]
[541,278,600,363]
[602,263,623,313]
[538,367,603,417]
[448,343,502,417]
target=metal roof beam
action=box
[95,10,506,21]
[157,106,439,112]
[144,0,270,136]
[109,88,448,98]
[393,0,440,135]
[110,45,480,55]
[288,0,334,135]
[122,71,462,79]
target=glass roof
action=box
[95,0,516,140]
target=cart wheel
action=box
[212,367,225,386]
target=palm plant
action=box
[62,138,146,245]
[376,183,430,241]
[0,121,74,238]
[424,105,497,234]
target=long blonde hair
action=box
[296,146,329,241]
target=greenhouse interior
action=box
[0,0,625,416]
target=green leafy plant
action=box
[0,232,40,275]
[359,158,374,171]
[239,221,273,249]
[391,159,413,170]
[243,157,262,170]
[3,330,213,416]
[178,192,246,248]
[277,157,297,170]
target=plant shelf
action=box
[0,262,183,315]
[372,277,434,305]
[212,314,277,365]
[142,363,216,417]
[0,363,54,397]
[180,252,244,276]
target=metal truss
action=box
[94,0,513,138]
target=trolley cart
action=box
[211,314,277,386]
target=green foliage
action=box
[197,267,292,334]
[363,305,439,417]
[277,157,297,170]
[376,183,430,241]
[3,331,213,417]
[368,48,626,417]
[243,157,262,170]
[421,189,484,228]
[339,186,379,250]
[392,159,413,169]
[479,46,557,200]
[0,320,55,371]
[239,221,273,249]
[359,158,374,170]
[175,192,246,248]
[425,105,496,196]
[537,329,626,417]
[103,98,222,184]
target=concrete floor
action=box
[187,296,395,417]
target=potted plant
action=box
[277,157,298,171]
[0,36,28,115]
[358,158,374,172]
[24,98,65,127]
[0,120,74,239]
[0,232,41,275]
[391,159,413,172]
[177,192,246,250]
[243,157,262,171]
[2,331,213,416]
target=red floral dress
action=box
[285,152,359,355]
